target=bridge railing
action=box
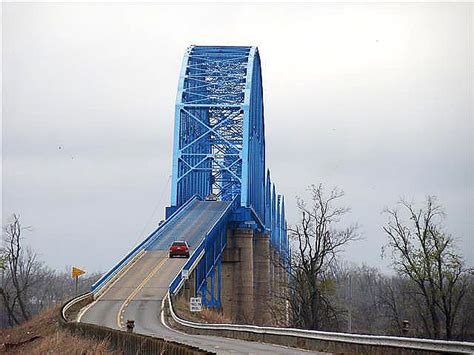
[164,293,474,354]
[169,196,239,297]
[60,293,213,354]
[91,195,200,294]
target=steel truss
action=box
[169,46,289,307]
[171,46,265,218]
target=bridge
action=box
[76,45,296,353]
[66,46,474,354]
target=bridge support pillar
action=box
[270,247,279,297]
[221,228,254,323]
[222,230,236,319]
[269,246,288,326]
[233,228,254,323]
[254,233,270,325]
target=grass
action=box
[0,307,117,354]
[173,297,232,324]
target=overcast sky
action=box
[2,3,472,274]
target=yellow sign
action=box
[72,266,86,278]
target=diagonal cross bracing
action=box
[170,45,288,267]
[172,46,253,209]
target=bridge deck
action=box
[146,199,230,251]
[79,200,316,354]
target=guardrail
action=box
[91,195,200,294]
[61,293,214,355]
[165,293,474,354]
[61,292,94,322]
[65,321,214,355]
[169,196,239,295]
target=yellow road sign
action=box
[72,266,86,278]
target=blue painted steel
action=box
[91,195,200,293]
[93,46,289,309]
[146,200,230,251]
[170,46,265,223]
[265,170,271,230]
[281,196,288,259]
[169,197,239,305]
[271,184,276,244]
[170,46,288,268]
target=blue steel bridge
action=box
[82,46,289,341]
[70,45,474,355]
[166,45,289,308]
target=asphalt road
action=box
[79,201,327,354]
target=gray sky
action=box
[2,3,473,273]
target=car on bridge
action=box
[169,241,190,258]
[205,193,218,201]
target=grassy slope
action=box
[0,307,116,354]
[174,298,232,324]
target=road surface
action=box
[79,201,326,354]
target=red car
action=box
[169,241,190,258]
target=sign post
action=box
[190,297,202,312]
[71,266,86,295]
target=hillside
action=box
[0,306,116,354]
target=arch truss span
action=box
[170,45,265,220]
[169,45,289,278]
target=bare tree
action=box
[0,214,43,325]
[344,265,385,334]
[382,197,471,339]
[457,274,474,340]
[0,215,102,327]
[287,184,359,330]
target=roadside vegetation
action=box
[0,306,114,354]
[2,186,473,342]
[174,297,232,324]
[0,214,101,328]
[276,185,473,341]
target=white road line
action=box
[116,256,168,329]
[77,250,147,323]
[160,293,189,337]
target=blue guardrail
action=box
[91,195,200,293]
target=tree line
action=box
[1,186,473,341]
[279,184,473,341]
[0,214,100,327]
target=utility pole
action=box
[348,274,352,333]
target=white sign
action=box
[182,269,189,280]
[190,297,202,312]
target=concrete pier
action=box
[221,228,255,323]
[271,247,280,297]
[221,229,237,320]
[254,233,270,325]
[210,228,287,325]
[233,228,254,323]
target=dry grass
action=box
[0,307,117,354]
[173,298,232,324]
